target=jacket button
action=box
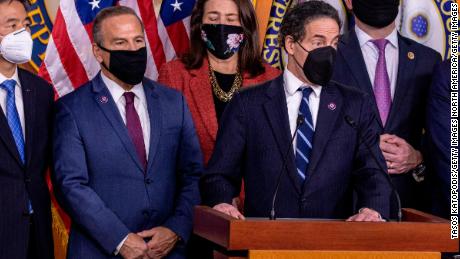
[301,198,307,203]
[25,178,31,183]
[145,179,152,184]
[142,210,150,217]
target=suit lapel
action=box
[307,84,342,180]
[144,80,162,175]
[189,64,219,142]
[0,106,22,165]
[263,76,301,194]
[19,70,36,169]
[385,35,416,130]
[92,73,144,172]
[339,30,383,127]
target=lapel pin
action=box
[407,51,415,60]
[328,102,336,111]
[100,96,108,104]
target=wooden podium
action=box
[193,206,459,259]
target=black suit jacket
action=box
[426,59,451,218]
[201,75,391,219]
[332,29,442,210]
[0,68,54,259]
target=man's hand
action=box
[346,208,385,222]
[137,226,178,259]
[380,134,423,174]
[213,203,245,219]
[119,233,149,259]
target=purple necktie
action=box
[124,92,147,170]
[371,39,392,126]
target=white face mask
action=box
[0,28,33,64]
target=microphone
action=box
[270,115,305,220]
[344,115,402,222]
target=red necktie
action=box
[124,92,147,170]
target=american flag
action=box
[38,0,195,98]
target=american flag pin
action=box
[328,102,336,110]
[100,96,108,104]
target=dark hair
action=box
[0,0,30,12]
[92,6,144,46]
[181,0,265,77]
[280,0,341,48]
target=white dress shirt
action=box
[0,68,26,140]
[355,25,399,99]
[102,72,150,157]
[284,67,322,150]
[102,73,151,254]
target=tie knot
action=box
[371,39,389,52]
[299,87,313,98]
[0,79,16,94]
[123,92,135,105]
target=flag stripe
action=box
[44,37,76,97]
[136,0,167,70]
[51,10,89,88]
[157,18,177,61]
[61,1,99,80]
[165,21,189,58]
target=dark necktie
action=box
[123,92,147,170]
[295,87,314,182]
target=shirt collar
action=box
[283,67,322,97]
[355,25,398,49]
[101,71,144,103]
[0,67,21,88]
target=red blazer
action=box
[158,59,281,164]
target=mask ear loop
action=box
[292,41,310,71]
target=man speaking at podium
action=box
[201,1,391,221]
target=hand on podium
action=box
[213,203,246,220]
[346,208,385,222]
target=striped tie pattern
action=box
[295,87,315,182]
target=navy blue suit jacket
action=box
[0,69,54,259]
[332,29,441,209]
[52,73,203,258]
[201,75,391,219]
[426,59,451,218]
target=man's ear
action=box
[93,43,103,63]
[284,35,296,56]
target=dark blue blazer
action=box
[0,68,54,259]
[332,29,442,209]
[52,73,203,258]
[426,59,451,218]
[201,75,391,219]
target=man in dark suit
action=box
[201,1,390,221]
[52,6,203,259]
[332,0,442,216]
[0,1,54,259]
[426,59,451,219]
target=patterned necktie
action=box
[295,87,314,182]
[371,39,392,126]
[124,92,147,170]
[0,79,25,164]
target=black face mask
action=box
[295,44,337,86]
[98,45,147,85]
[353,0,399,28]
[201,24,244,60]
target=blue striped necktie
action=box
[295,87,314,182]
[0,79,25,164]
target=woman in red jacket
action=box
[158,0,280,165]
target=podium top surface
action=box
[193,206,459,252]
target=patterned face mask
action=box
[201,24,245,60]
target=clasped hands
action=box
[119,227,179,259]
